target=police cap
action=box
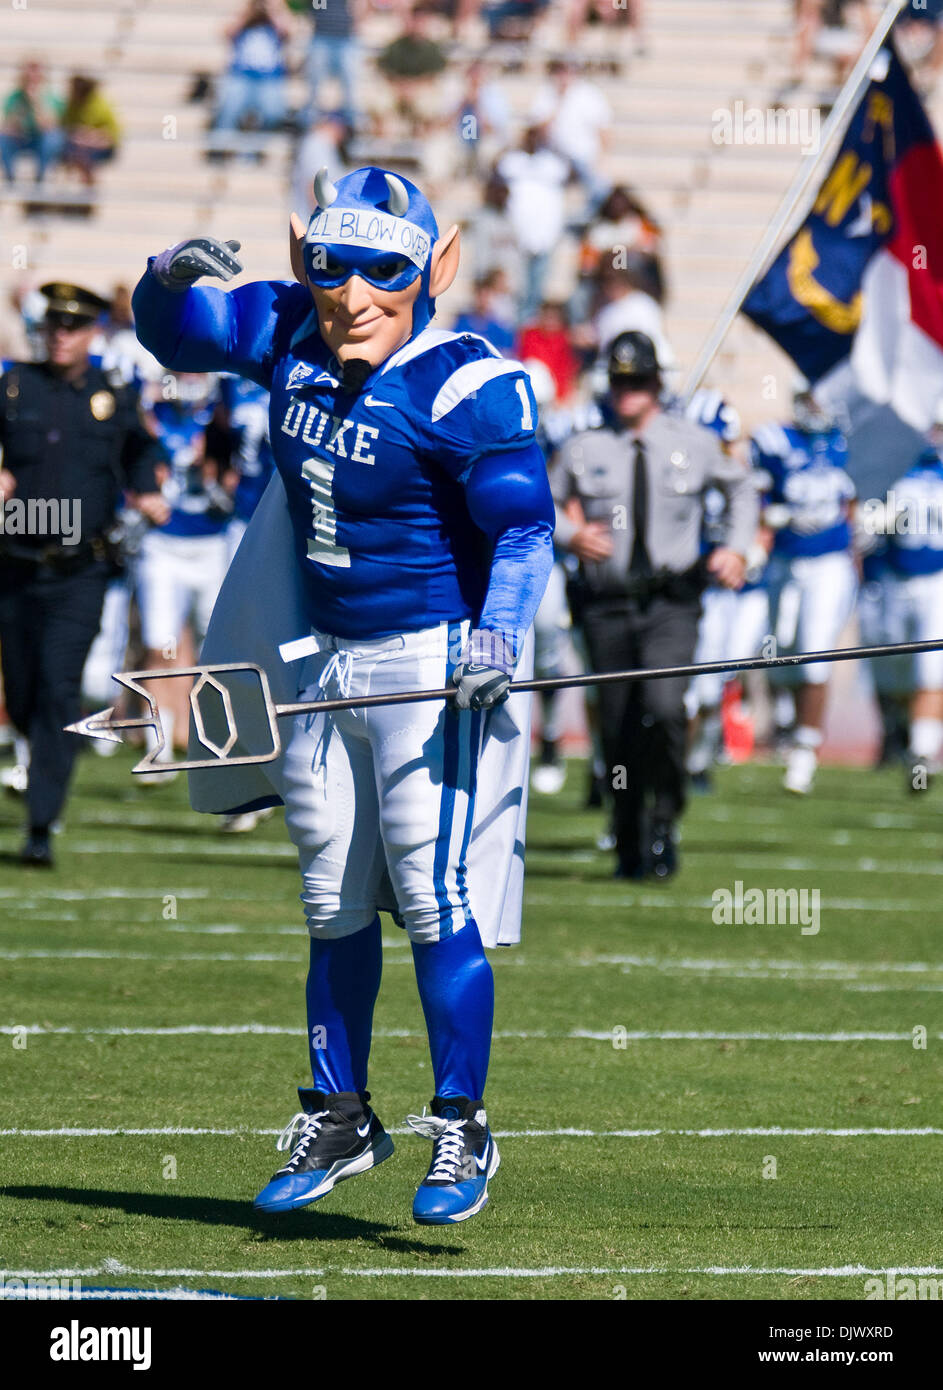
[40,281,109,329]
[607,330,660,382]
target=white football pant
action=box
[765,550,857,685]
[135,531,230,653]
[282,621,486,946]
[882,568,943,690]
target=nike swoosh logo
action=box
[364,396,396,408]
[474,1147,490,1171]
[356,1121,371,1138]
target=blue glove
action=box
[151,237,243,292]
[451,664,511,712]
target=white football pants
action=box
[135,531,230,653]
[765,550,858,685]
[883,568,943,690]
[282,620,485,946]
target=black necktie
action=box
[630,438,653,578]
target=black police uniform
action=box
[0,284,160,862]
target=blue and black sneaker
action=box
[253,1088,393,1213]
[407,1094,500,1225]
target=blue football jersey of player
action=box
[219,374,275,522]
[750,422,855,558]
[132,275,550,642]
[885,449,943,576]
[150,395,227,538]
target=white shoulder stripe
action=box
[379,327,457,375]
[431,357,522,423]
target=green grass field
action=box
[1,750,942,1301]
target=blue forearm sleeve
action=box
[464,442,555,670]
[131,262,291,389]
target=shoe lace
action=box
[275,1109,328,1171]
[406,1111,467,1180]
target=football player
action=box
[218,372,276,566]
[881,443,943,781]
[132,167,554,1225]
[750,389,857,795]
[682,389,769,789]
[135,371,232,775]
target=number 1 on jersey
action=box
[515,378,533,432]
[301,456,351,569]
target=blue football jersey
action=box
[219,374,275,522]
[131,273,550,642]
[268,321,539,637]
[150,396,227,538]
[885,451,943,576]
[750,422,854,558]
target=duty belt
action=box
[591,556,711,604]
[0,535,109,572]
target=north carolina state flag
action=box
[744,45,943,431]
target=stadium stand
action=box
[0,0,928,426]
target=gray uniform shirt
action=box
[549,410,758,597]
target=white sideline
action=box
[4,1264,943,1279]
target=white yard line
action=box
[586,952,943,975]
[3,1263,943,1279]
[2,1125,940,1139]
[0,1023,929,1041]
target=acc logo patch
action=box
[90,390,116,421]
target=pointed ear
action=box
[428,223,461,300]
[289,213,307,287]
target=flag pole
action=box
[681,0,908,403]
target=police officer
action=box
[0,282,167,866]
[549,331,757,879]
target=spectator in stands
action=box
[412,0,481,40]
[453,58,511,176]
[209,0,290,155]
[497,125,570,322]
[376,9,448,139]
[1,60,64,186]
[469,170,525,309]
[484,0,550,41]
[571,256,674,379]
[578,185,662,293]
[517,300,579,404]
[788,0,871,93]
[452,270,516,355]
[895,0,943,92]
[529,56,611,211]
[300,0,362,131]
[61,75,120,187]
[290,111,352,219]
[566,0,647,54]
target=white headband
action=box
[306,207,432,270]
